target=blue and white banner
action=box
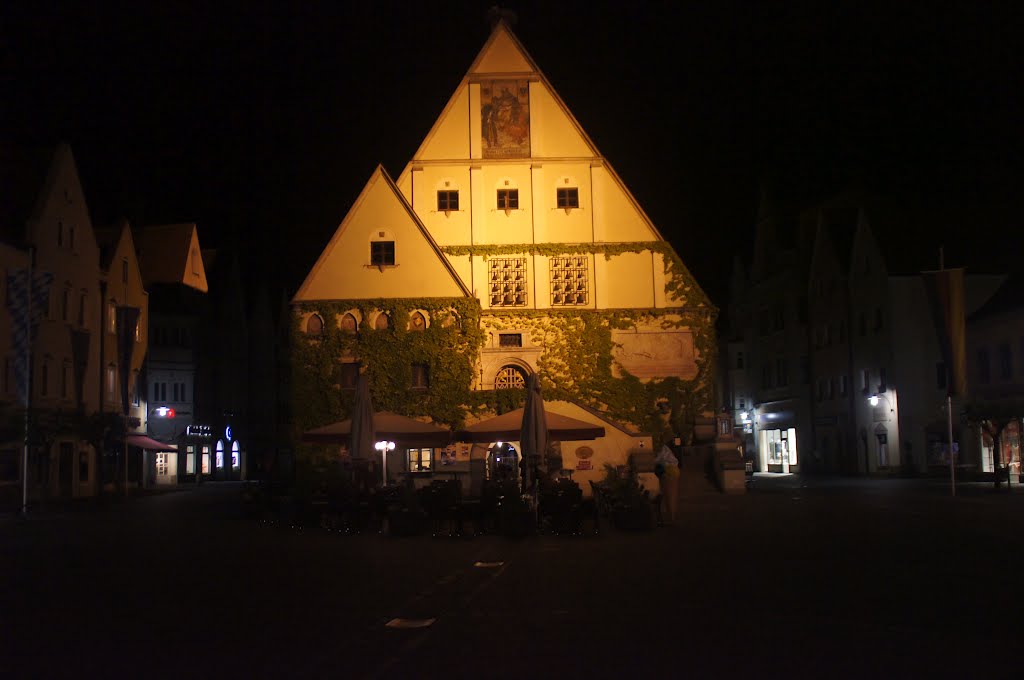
[5,268,54,407]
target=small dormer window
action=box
[370,241,395,267]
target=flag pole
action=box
[22,247,33,517]
[939,247,955,497]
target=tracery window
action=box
[494,365,526,390]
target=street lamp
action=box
[868,393,894,413]
[374,440,395,486]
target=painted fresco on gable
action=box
[481,80,530,158]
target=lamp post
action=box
[374,440,395,486]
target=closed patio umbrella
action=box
[519,373,549,491]
[349,373,376,461]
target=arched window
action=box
[494,365,526,390]
[215,440,224,469]
[340,313,358,334]
[374,313,390,330]
[409,311,426,331]
[231,441,240,469]
[306,314,324,335]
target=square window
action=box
[370,241,395,267]
[338,363,360,389]
[411,363,429,390]
[497,189,519,210]
[556,187,579,209]
[437,190,459,212]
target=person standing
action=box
[655,444,680,524]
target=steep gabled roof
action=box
[394,20,666,244]
[133,223,208,292]
[294,165,471,303]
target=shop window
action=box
[156,453,167,477]
[201,447,210,474]
[407,448,432,472]
[489,258,527,307]
[186,446,196,474]
[550,256,588,306]
[216,441,224,469]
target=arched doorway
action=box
[486,442,519,483]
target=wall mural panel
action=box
[481,79,530,158]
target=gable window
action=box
[499,333,522,348]
[497,189,519,211]
[370,240,395,267]
[556,187,579,209]
[437,190,459,212]
[306,314,324,336]
[488,258,527,307]
[550,256,588,306]
[411,363,429,390]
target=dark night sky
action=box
[3,0,1021,306]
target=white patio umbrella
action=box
[519,373,549,492]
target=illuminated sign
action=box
[154,406,176,418]
[186,424,212,438]
[225,425,233,442]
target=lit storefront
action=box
[753,401,805,474]
[760,427,798,473]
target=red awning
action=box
[125,434,178,452]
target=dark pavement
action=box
[3,477,1022,679]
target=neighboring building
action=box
[292,21,717,490]
[0,144,117,501]
[964,274,1024,482]
[726,189,1004,477]
[134,223,213,482]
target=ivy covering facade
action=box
[291,244,718,453]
